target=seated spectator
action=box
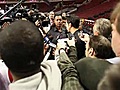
[0,20,61,90]
[75,35,114,90]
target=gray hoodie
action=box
[9,60,61,90]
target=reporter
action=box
[66,15,86,60]
[75,35,114,90]
[55,38,84,90]
[0,20,61,90]
[98,2,120,90]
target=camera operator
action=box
[27,9,50,37]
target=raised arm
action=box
[55,39,84,90]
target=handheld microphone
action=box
[44,36,56,48]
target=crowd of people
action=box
[0,1,120,90]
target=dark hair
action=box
[0,20,44,73]
[54,13,62,19]
[89,35,115,59]
[66,15,80,28]
[62,16,66,20]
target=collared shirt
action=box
[106,57,120,64]
[47,26,67,44]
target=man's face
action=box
[62,13,66,17]
[54,16,62,27]
[111,19,120,56]
[49,11,55,20]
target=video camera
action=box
[14,8,29,20]
[11,6,50,27]
[28,11,50,27]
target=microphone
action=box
[43,47,52,62]
[44,36,56,48]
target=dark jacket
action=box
[57,47,84,90]
[74,30,86,60]
[75,57,111,90]
[68,30,86,60]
